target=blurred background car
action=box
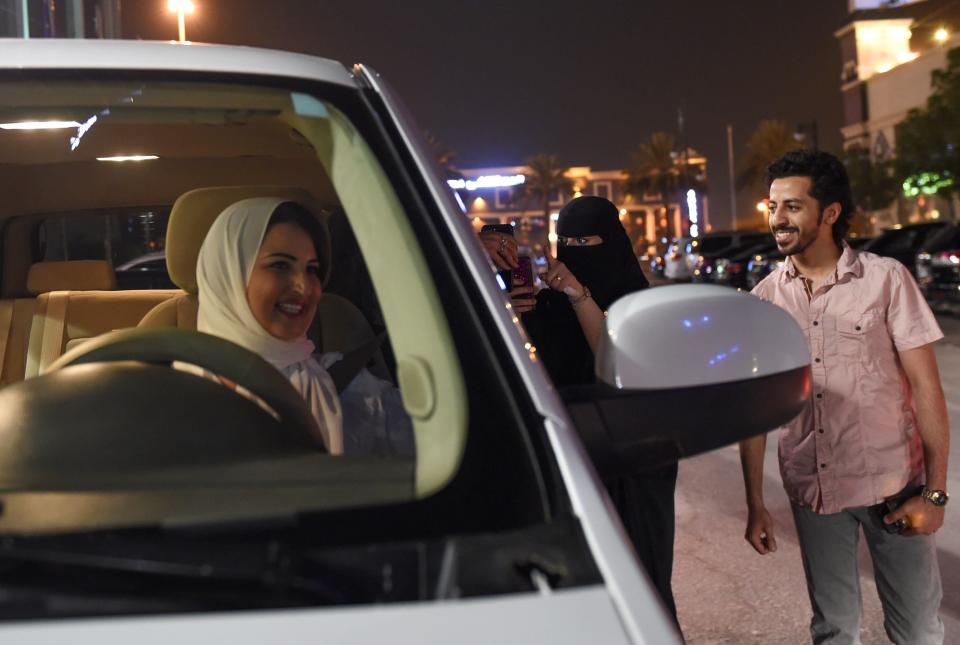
[663,236,696,281]
[860,221,949,276]
[714,240,779,290]
[647,238,671,278]
[692,231,770,284]
[916,223,960,308]
[114,251,177,290]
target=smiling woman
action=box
[195,197,343,453]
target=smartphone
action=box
[513,255,533,289]
[481,223,515,236]
[481,223,515,291]
[870,485,922,534]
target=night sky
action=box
[121,0,850,230]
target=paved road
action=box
[673,312,960,644]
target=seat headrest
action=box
[166,186,321,294]
[27,261,116,295]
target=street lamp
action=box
[934,27,950,44]
[168,0,195,43]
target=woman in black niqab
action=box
[523,195,648,386]
[521,196,678,622]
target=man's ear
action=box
[822,202,842,226]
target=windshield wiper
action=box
[0,537,346,606]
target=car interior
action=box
[0,76,471,533]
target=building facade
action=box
[836,0,960,228]
[0,0,121,39]
[454,158,709,259]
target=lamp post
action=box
[168,0,195,43]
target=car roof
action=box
[0,38,355,87]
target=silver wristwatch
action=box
[921,488,949,506]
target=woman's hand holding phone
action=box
[544,253,585,299]
[509,278,536,314]
[479,230,519,271]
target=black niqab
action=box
[556,196,649,309]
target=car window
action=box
[34,208,175,290]
[873,228,918,255]
[699,235,732,254]
[0,77,469,530]
[922,225,960,252]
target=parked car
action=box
[114,250,177,290]
[862,221,949,276]
[647,238,671,278]
[714,240,778,290]
[0,39,811,644]
[917,223,960,306]
[692,231,771,283]
[847,235,874,250]
[663,236,695,281]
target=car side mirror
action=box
[562,285,811,476]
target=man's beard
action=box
[772,212,823,256]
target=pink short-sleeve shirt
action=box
[752,244,942,514]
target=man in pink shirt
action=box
[740,149,950,644]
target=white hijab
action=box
[196,196,343,454]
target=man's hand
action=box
[885,496,945,536]
[479,231,519,271]
[745,505,778,555]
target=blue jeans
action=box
[791,503,943,644]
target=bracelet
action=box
[569,286,591,306]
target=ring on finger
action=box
[498,237,507,252]
[552,274,563,283]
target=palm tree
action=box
[736,119,803,195]
[512,154,572,248]
[514,154,573,216]
[624,132,681,201]
[624,132,704,239]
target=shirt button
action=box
[816,393,823,399]
[820,463,827,469]
[815,358,821,363]
[813,321,819,326]
[818,428,824,434]
[855,326,861,331]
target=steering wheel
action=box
[47,327,323,449]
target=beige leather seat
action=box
[0,297,37,386]
[1,261,124,384]
[23,260,180,377]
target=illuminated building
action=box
[452,158,709,258]
[836,0,960,228]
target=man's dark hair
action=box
[765,149,854,245]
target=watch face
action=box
[926,490,949,506]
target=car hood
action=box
[0,586,632,645]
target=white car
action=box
[0,38,811,644]
[662,236,696,281]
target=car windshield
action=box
[0,77,469,536]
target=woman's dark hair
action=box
[766,149,854,245]
[267,201,331,283]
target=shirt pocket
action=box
[836,309,883,361]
